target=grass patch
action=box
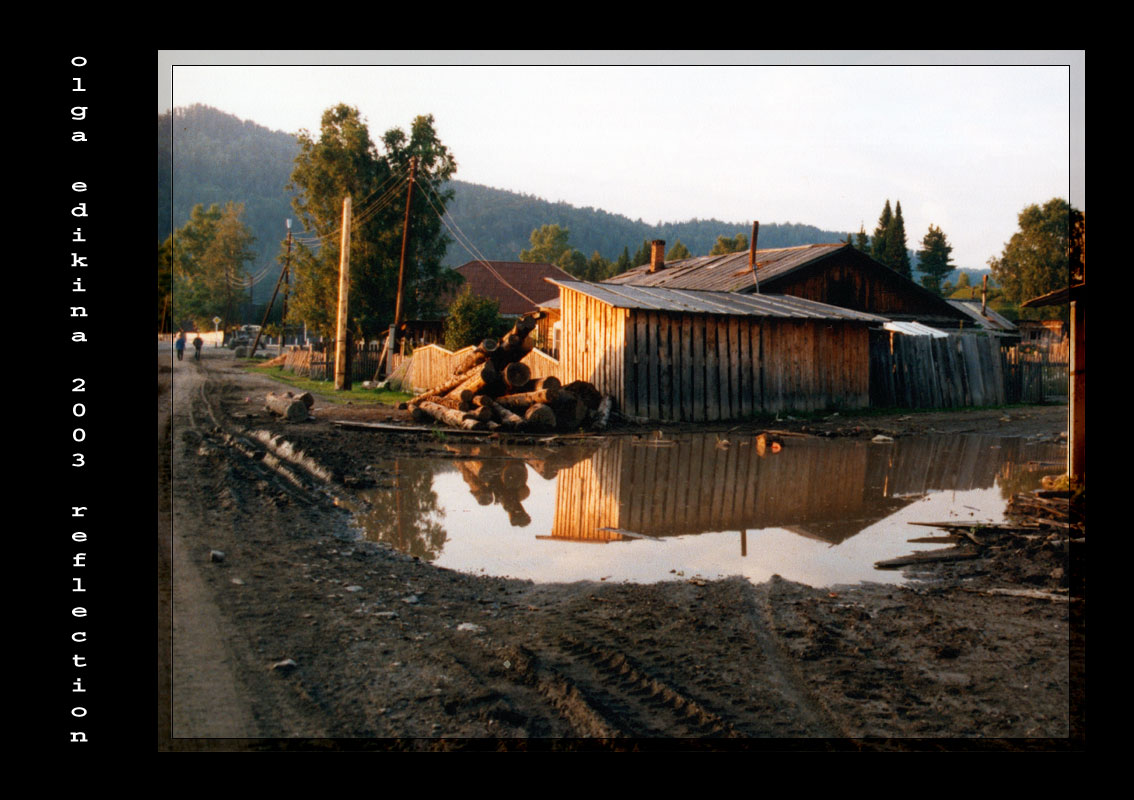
[242,362,413,406]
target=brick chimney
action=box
[649,240,665,273]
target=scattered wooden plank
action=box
[875,549,981,569]
[598,527,664,542]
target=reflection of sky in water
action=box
[429,473,1008,587]
[359,435,1065,589]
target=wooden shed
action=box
[551,279,887,422]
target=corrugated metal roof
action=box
[549,280,889,323]
[603,243,847,293]
[883,321,950,338]
[946,300,1018,333]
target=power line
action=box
[417,175,542,308]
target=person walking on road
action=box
[175,331,186,362]
[193,334,204,361]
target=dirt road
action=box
[158,346,1080,750]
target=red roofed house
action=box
[450,260,575,316]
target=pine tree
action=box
[884,200,912,278]
[871,201,892,263]
[631,240,652,267]
[613,246,631,275]
[916,224,954,294]
[855,225,870,253]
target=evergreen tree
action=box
[871,200,892,263]
[666,240,692,260]
[916,224,954,294]
[287,105,459,339]
[584,251,613,281]
[556,248,588,278]
[883,200,912,278]
[855,224,870,253]
[631,240,652,268]
[613,246,631,275]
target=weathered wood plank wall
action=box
[560,286,871,421]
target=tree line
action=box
[159,104,1077,336]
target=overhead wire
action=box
[417,174,542,308]
[290,163,414,248]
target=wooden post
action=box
[334,195,352,390]
[1070,297,1085,484]
[749,220,760,293]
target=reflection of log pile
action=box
[448,443,597,528]
[406,312,610,432]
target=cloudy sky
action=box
[158,51,1084,269]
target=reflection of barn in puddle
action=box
[544,433,1057,546]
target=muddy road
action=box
[159,346,1081,750]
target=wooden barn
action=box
[605,241,967,328]
[550,279,887,422]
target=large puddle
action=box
[348,432,1065,588]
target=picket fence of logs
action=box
[403,311,612,433]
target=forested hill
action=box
[441,182,852,264]
[159,105,853,286]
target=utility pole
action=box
[334,196,352,390]
[281,219,291,351]
[394,155,418,335]
[377,156,418,381]
[250,222,292,357]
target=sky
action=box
[157,51,1084,270]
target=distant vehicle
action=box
[227,325,261,349]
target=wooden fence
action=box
[870,332,1069,409]
[405,343,559,393]
[268,342,560,393]
[266,342,395,384]
[1002,346,1070,403]
[870,332,1006,408]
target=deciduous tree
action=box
[519,224,572,264]
[710,232,748,255]
[168,202,256,330]
[988,198,1077,321]
[443,286,508,350]
[287,105,460,339]
[666,240,692,260]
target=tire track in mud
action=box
[739,578,848,738]
[181,360,346,510]
[485,619,745,739]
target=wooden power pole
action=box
[334,196,352,390]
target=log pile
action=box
[403,311,611,433]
